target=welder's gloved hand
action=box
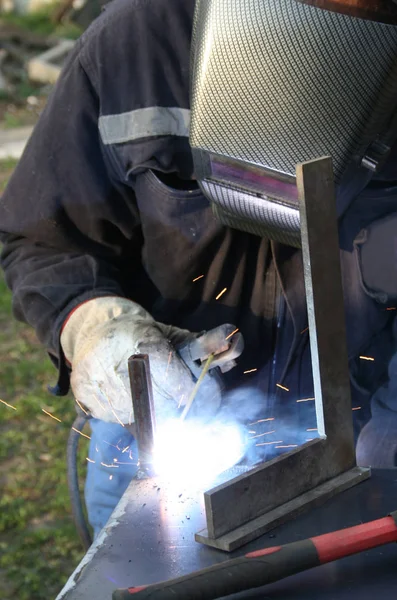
[60,297,241,425]
[356,416,397,468]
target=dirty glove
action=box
[60,297,242,425]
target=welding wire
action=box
[180,353,215,421]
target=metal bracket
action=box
[195,156,371,551]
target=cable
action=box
[67,414,93,550]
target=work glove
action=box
[60,296,243,425]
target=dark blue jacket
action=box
[0,0,396,446]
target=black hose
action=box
[67,414,93,550]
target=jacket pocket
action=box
[133,169,223,298]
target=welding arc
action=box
[180,354,215,421]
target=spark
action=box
[249,430,276,440]
[296,397,315,403]
[249,418,275,425]
[113,458,118,462]
[110,408,125,427]
[41,408,62,423]
[166,351,173,377]
[193,275,205,282]
[104,389,125,427]
[109,475,113,481]
[225,328,239,341]
[301,327,309,334]
[94,395,106,412]
[86,457,95,464]
[114,461,137,465]
[72,427,91,440]
[75,398,88,415]
[95,445,99,453]
[0,398,16,410]
[352,407,362,411]
[386,307,396,311]
[256,440,283,446]
[307,428,318,432]
[129,449,133,460]
[177,394,185,409]
[100,462,120,468]
[359,356,375,362]
[276,383,290,392]
[275,445,298,449]
[103,441,120,449]
[128,411,133,426]
[122,445,130,454]
[244,368,258,374]
[248,430,256,434]
[215,287,227,300]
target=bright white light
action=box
[153,419,245,489]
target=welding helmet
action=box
[189,0,397,247]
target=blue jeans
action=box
[85,419,138,538]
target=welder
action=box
[1,0,397,540]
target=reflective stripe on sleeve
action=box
[99,106,191,145]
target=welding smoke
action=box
[218,381,319,466]
[152,372,319,488]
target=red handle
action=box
[312,515,397,564]
[112,510,397,600]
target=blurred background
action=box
[0,2,106,598]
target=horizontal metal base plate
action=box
[195,466,370,552]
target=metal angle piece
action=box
[196,156,370,550]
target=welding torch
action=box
[113,508,397,600]
[177,324,244,420]
[127,324,244,475]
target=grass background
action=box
[0,178,88,597]
[0,9,90,597]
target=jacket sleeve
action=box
[0,39,141,392]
